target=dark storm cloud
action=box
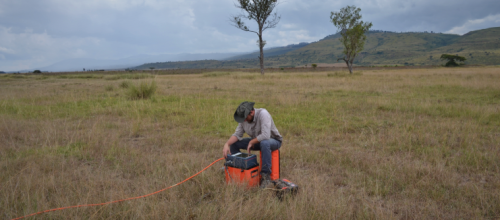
[0,0,498,71]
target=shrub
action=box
[33,70,42,74]
[119,81,132,89]
[105,85,114,91]
[126,81,157,100]
[311,64,317,69]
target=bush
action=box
[311,64,317,69]
[105,85,114,91]
[119,81,132,89]
[33,70,42,74]
[126,81,157,100]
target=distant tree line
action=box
[83,69,106,72]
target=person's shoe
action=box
[260,173,274,189]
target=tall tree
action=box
[330,6,372,74]
[231,0,280,75]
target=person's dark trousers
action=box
[230,137,281,175]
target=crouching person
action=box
[222,101,283,189]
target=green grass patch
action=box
[105,85,114,91]
[203,72,231,77]
[54,73,153,80]
[327,71,363,77]
[232,75,256,80]
[126,81,157,100]
[327,71,348,77]
[0,97,121,119]
[119,80,132,88]
[104,73,153,80]
[57,74,104,79]
[3,142,91,161]
[55,142,91,160]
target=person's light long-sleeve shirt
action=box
[232,108,283,142]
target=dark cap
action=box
[233,101,255,123]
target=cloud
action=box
[446,14,500,35]
[273,29,318,45]
[0,0,499,71]
[0,26,106,71]
[0,46,15,54]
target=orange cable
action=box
[11,158,225,220]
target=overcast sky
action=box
[1,0,499,71]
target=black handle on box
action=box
[251,169,258,178]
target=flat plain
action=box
[1,67,499,219]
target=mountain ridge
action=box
[25,52,245,73]
[135,27,500,70]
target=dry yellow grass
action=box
[1,67,499,219]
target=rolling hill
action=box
[224,42,310,61]
[28,53,244,73]
[134,27,500,69]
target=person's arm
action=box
[246,138,260,154]
[256,110,272,142]
[223,136,238,158]
[232,123,244,141]
[224,124,245,158]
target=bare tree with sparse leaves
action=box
[231,0,280,75]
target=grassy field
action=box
[1,67,500,219]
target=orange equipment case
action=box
[225,150,280,188]
[260,149,280,181]
[224,165,260,187]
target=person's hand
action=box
[223,143,231,158]
[246,143,253,154]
